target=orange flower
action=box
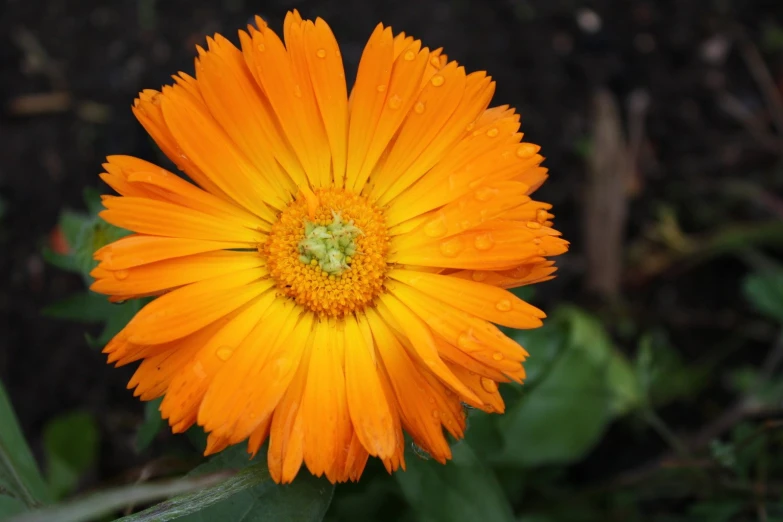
[91,11,568,484]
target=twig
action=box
[735,27,783,137]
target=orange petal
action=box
[343,315,396,458]
[387,268,544,329]
[120,268,271,344]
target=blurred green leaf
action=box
[136,398,164,453]
[0,380,51,511]
[559,307,640,415]
[44,292,146,347]
[42,411,99,500]
[42,293,116,324]
[396,442,514,522]
[744,271,783,324]
[45,190,130,285]
[496,307,639,467]
[121,445,334,522]
[688,500,744,522]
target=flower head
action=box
[91,11,568,484]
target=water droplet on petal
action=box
[424,216,448,238]
[193,361,207,380]
[439,236,464,257]
[475,187,497,201]
[495,299,512,311]
[414,101,426,114]
[257,43,266,52]
[480,377,498,393]
[431,410,440,418]
[486,127,499,137]
[216,346,233,361]
[377,84,387,92]
[316,48,327,58]
[527,221,542,229]
[516,143,539,158]
[404,50,416,61]
[492,352,504,361]
[472,271,488,282]
[114,269,129,280]
[465,122,475,132]
[474,233,494,251]
[388,94,402,109]
[533,238,542,245]
[430,74,445,87]
[429,56,441,67]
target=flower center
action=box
[264,188,389,317]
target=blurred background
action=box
[2,0,783,520]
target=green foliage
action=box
[42,412,99,500]
[493,307,639,467]
[744,270,783,324]
[42,188,145,346]
[119,445,335,522]
[43,188,129,286]
[0,382,51,518]
[396,443,514,522]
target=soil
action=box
[1,0,782,495]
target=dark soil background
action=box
[2,0,783,507]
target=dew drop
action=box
[474,187,497,201]
[414,101,426,114]
[192,361,207,380]
[411,442,432,460]
[465,122,475,132]
[486,127,499,137]
[492,352,504,361]
[533,238,542,245]
[377,84,387,92]
[316,48,327,58]
[495,299,512,311]
[457,331,478,351]
[526,221,542,229]
[113,269,129,280]
[216,346,233,361]
[439,236,465,257]
[424,216,448,238]
[537,209,549,222]
[480,377,498,393]
[430,74,445,87]
[431,410,439,418]
[516,143,539,158]
[257,43,266,52]
[474,233,494,251]
[472,270,488,282]
[404,50,416,61]
[388,94,402,109]
[429,56,441,67]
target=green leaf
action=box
[559,307,640,415]
[44,293,146,347]
[0,381,51,510]
[744,271,783,324]
[42,412,99,500]
[136,399,164,452]
[42,293,116,323]
[120,445,334,522]
[496,307,639,467]
[396,443,514,522]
